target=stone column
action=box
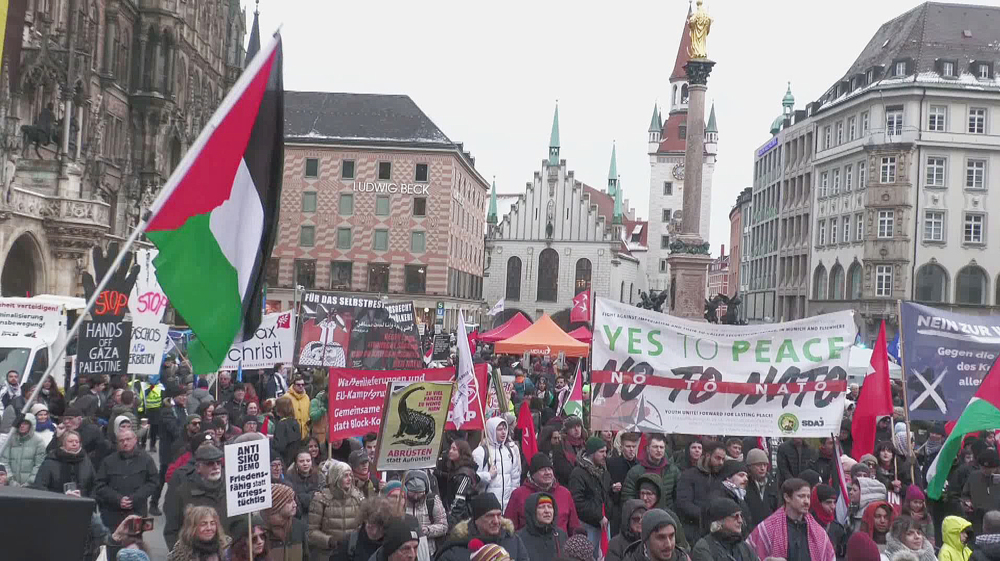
[103,12,117,76]
[667,58,715,321]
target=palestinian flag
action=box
[926,354,1000,499]
[562,361,584,418]
[146,34,283,375]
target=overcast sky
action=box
[249,0,1000,255]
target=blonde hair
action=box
[179,505,227,546]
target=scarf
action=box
[35,419,56,432]
[55,448,86,489]
[747,507,836,561]
[267,512,292,541]
[723,480,747,501]
[564,434,585,465]
[640,454,668,476]
[809,487,834,527]
[860,501,892,542]
[578,456,604,480]
[192,535,222,557]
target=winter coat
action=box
[264,371,289,401]
[675,457,716,544]
[32,447,96,497]
[473,417,522,512]
[209,380,236,406]
[971,534,1000,561]
[568,456,611,528]
[167,536,232,561]
[939,516,973,561]
[162,471,229,550]
[0,412,46,485]
[402,470,449,557]
[690,530,760,561]
[776,440,816,487]
[516,492,568,561]
[158,403,187,465]
[608,499,646,561]
[310,391,329,444]
[745,475,779,532]
[286,463,323,520]
[287,387,311,439]
[442,461,479,527]
[94,447,159,531]
[273,416,302,466]
[185,387,212,415]
[505,476,579,536]
[332,527,383,561]
[623,454,682,510]
[622,535,690,561]
[266,517,311,561]
[309,461,364,560]
[434,517,530,561]
[883,530,935,561]
[110,404,138,431]
[707,482,753,537]
[607,453,639,534]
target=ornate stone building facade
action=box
[0,0,246,297]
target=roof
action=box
[583,184,615,225]
[656,111,688,153]
[494,313,590,357]
[670,5,693,81]
[648,104,661,133]
[706,103,718,134]
[284,92,453,147]
[608,143,618,181]
[549,104,560,148]
[480,312,531,343]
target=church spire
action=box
[487,178,498,225]
[613,176,624,225]
[607,142,618,197]
[706,103,718,134]
[245,0,261,67]
[548,102,560,166]
[648,104,661,133]
[670,2,694,82]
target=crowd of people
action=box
[3,349,1000,561]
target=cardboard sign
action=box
[128,249,169,323]
[327,367,454,439]
[220,311,295,371]
[375,380,453,471]
[77,320,132,377]
[127,321,169,376]
[225,439,272,517]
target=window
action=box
[924,210,945,242]
[818,220,826,245]
[895,61,907,76]
[375,195,390,216]
[663,182,673,196]
[330,261,352,290]
[845,164,853,191]
[843,216,851,242]
[410,231,426,253]
[659,259,668,273]
[336,228,352,249]
[537,248,559,302]
[377,161,392,180]
[877,210,894,238]
[413,197,427,217]
[969,107,987,134]
[848,263,863,299]
[880,156,897,183]
[861,111,870,134]
[404,265,426,294]
[339,193,354,215]
[341,160,355,179]
[373,229,388,251]
[813,266,828,300]
[506,256,522,300]
[866,69,874,83]
[886,108,903,136]
[679,125,687,139]
[964,213,985,244]
[820,172,829,197]
[831,219,838,244]
[929,105,946,131]
[832,168,841,194]
[575,258,592,293]
[367,263,390,292]
[875,265,893,297]
[915,264,948,303]
[943,61,955,77]
[979,63,991,80]
[414,163,429,182]
[926,157,946,187]
[305,158,319,178]
[957,266,988,304]
[836,122,844,145]
[662,208,672,222]
[966,159,987,189]
[660,235,670,249]
[859,160,866,188]
[848,116,857,140]
[299,225,315,247]
[265,258,280,287]
[294,259,316,289]
[829,265,845,300]
[824,126,832,149]
[302,192,317,213]
[856,213,864,241]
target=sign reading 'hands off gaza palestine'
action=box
[591,298,855,437]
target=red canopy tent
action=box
[481,312,531,343]
[568,326,592,343]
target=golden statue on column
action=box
[687,0,712,59]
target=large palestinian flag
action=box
[926,354,1000,499]
[146,34,283,375]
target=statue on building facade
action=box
[20,103,56,158]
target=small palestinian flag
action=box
[563,361,584,418]
[147,33,284,375]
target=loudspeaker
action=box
[0,486,96,560]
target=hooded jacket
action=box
[568,454,611,528]
[402,469,448,556]
[434,516,530,561]
[939,516,972,561]
[287,386,311,439]
[0,412,45,485]
[185,387,212,415]
[515,492,568,561]
[504,473,580,536]
[883,530,935,561]
[776,440,816,487]
[472,417,522,511]
[285,461,323,520]
[608,499,646,561]
[971,534,1000,561]
[623,452,681,510]
[675,453,717,544]
[690,528,761,561]
[309,460,364,556]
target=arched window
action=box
[956,265,988,305]
[672,85,678,105]
[847,263,863,300]
[829,264,845,300]
[537,249,559,302]
[629,283,634,304]
[620,281,625,302]
[813,265,828,300]
[681,84,689,104]
[505,257,521,301]
[574,259,592,294]
[915,263,948,303]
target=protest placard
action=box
[221,311,295,371]
[591,297,854,437]
[327,367,452,439]
[77,320,132,376]
[225,439,272,517]
[375,380,453,471]
[127,321,169,376]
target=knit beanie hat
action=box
[745,448,769,466]
[349,449,370,470]
[859,453,877,466]
[563,416,583,430]
[529,453,553,474]
[268,484,296,517]
[116,549,151,561]
[404,470,428,494]
[706,498,741,523]
[719,460,747,481]
[841,455,857,472]
[584,436,606,455]
[816,483,837,504]
[857,477,887,512]
[471,493,502,520]
[381,480,403,497]
[641,508,678,543]
[904,484,926,503]
[468,540,512,561]
[799,469,821,487]
[980,448,1000,468]
[846,532,882,561]
[30,403,47,416]
[639,480,659,497]
[228,513,265,542]
[564,535,594,561]
[383,515,421,558]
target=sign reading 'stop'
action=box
[352,181,430,195]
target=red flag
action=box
[600,504,610,556]
[570,291,590,323]
[851,321,894,460]
[517,400,538,461]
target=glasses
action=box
[252,533,266,543]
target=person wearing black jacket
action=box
[811,438,838,487]
[33,429,97,497]
[46,406,110,467]
[776,438,815,488]
[516,492,568,561]
[538,424,573,487]
[690,498,760,561]
[94,428,158,559]
[607,432,641,536]
[675,441,726,545]
[568,437,611,559]
[273,395,302,465]
[706,461,753,537]
[150,387,188,515]
[744,448,778,533]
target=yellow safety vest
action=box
[139,383,163,412]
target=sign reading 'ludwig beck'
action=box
[352,181,430,195]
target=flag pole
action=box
[896,299,917,485]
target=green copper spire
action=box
[548,102,560,166]
[607,142,618,197]
[648,103,660,132]
[706,103,718,134]
[613,176,623,225]
[487,178,498,224]
[782,82,795,109]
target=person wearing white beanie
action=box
[30,403,55,447]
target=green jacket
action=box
[0,412,46,485]
[623,457,681,510]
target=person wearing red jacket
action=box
[504,453,580,537]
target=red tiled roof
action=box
[625,219,648,247]
[583,184,614,225]
[670,7,693,81]
[656,112,688,153]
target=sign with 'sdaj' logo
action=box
[220,311,295,370]
[225,440,272,517]
[591,297,855,437]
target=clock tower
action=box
[645,4,718,292]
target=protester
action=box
[227,514,269,561]
[860,501,895,550]
[0,412,45,486]
[286,446,323,519]
[436,439,480,525]
[883,515,935,561]
[167,505,230,561]
[401,469,448,557]
[350,449,377,498]
[505,452,579,536]
[939,516,973,561]
[745,448,779,532]
[538,425,571,486]
[31,403,56,447]
[32,430,96,497]
[846,532,882,561]
[608,432,642,536]
[776,438,816,488]
[371,515,422,561]
[474,417,522,512]
[0,370,20,409]
[676,441,703,471]
[515,492,568,561]
[273,395,302,465]
[209,371,236,405]
[690,498,760,561]
[264,483,310,558]
[331,498,395,561]
[608,499,647,561]
[708,460,752,536]
[624,433,681,511]
[263,365,288,401]
[900,485,934,547]
[809,484,838,531]
[620,509,690,561]
[972,510,1000,561]
[186,379,212,416]
[436,494,529,561]
[94,428,158,557]
[309,387,329,450]
[963,448,1000,533]
[287,375,312,439]
[163,442,228,550]
[569,436,611,557]
[308,459,364,559]
[675,440,726,544]
[747,478,836,561]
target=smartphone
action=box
[141,517,154,532]
[128,517,143,535]
[63,482,77,493]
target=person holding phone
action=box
[32,429,96,497]
[95,427,159,559]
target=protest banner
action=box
[0,298,67,342]
[225,439,272,516]
[446,363,488,431]
[220,311,295,370]
[328,367,454,439]
[591,297,854,437]
[900,302,1000,421]
[432,333,450,361]
[77,320,132,376]
[128,249,169,323]
[127,321,169,375]
[296,292,421,369]
[485,372,514,419]
[375,380,453,471]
